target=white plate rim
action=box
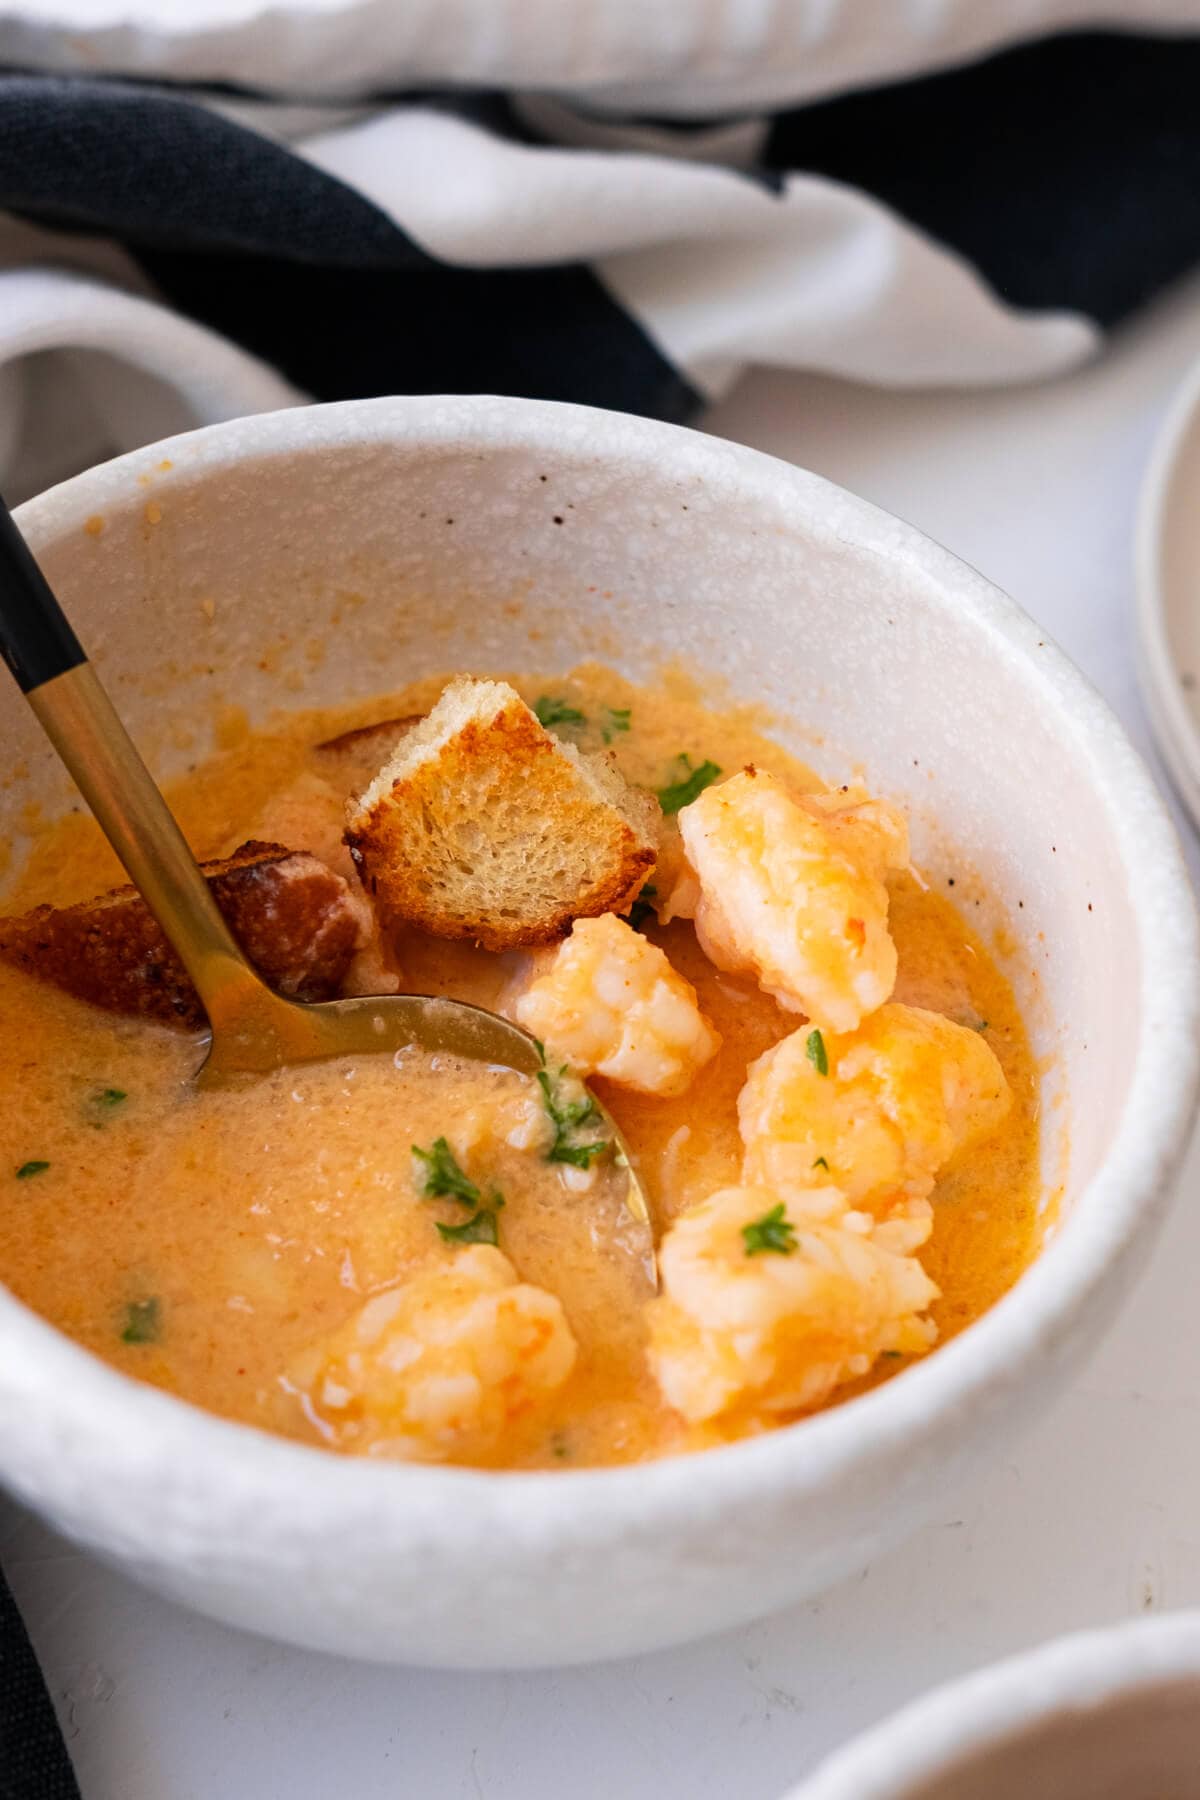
[1135,344,1200,826]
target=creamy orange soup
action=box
[0,666,1042,1468]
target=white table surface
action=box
[8,275,1200,1800]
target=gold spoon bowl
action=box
[24,658,655,1272]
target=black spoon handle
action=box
[0,498,86,693]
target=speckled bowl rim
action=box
[3,395,1198,1557]
[785,1612,1200,1798]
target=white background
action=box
[6,273,1200,1799]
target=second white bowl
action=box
[789,1612,1200,1800]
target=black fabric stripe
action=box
[0,1566,79,1800]
[0,75,697,419]
[0,60,547,139]
[134,244,697,418]
[764,29,1200,327]
[0,74,431,264]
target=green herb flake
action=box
[534,695,586,730]
[121,1296,160,1345]
[537,1066,611,1169]
[812,1156,830,1172]
[602,706,632,743]
[552,1139,611,1170]
[882,1350,905,1359]
[806,1029,829,1077]
[87,1086,129,1126]
[550,1432,571,1461]
[628,883,658,931]
[415,1142,507,1246]
[741,1203,798,1258]
[15,1160,49,1181]
[412,1137,480,1207]
[437,1208,500,1247]
[974,1019,990,1033]
[657,754,722,816]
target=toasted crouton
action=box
[312,716,422,795]
[344,678,659,952]
[0,841,362,1027]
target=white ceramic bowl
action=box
[787,1612,1200,1799]
[0,396,1195,1669]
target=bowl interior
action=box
[896,1676,1200,1800]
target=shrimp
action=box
[675,770,909,1032]
[739,1003,1010,1253]
[646,1185,938,1424]
[515,913,721,1097]
[286,1246,577,1462]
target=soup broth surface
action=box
[0,665,1042,1467]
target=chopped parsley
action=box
[414,1139,505,1245]
[15,1160,49,1181]
[121,1297,160,1345]
[602,706,631,743]
[812,1156,830,1172]
[806,1029,829,1076]
[537,1064,611,1169]
[657,754,722,815]
[628,883,658,931]
[534,695,586,730]
[412,1137,481,1206]
[551,1432,571,1461]
[86,1086,128,1126]
[974,1019,990,1033]
[437,1208,501,1247]
[741,1203,798,1258]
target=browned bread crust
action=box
[344,680,659,953]
[312,717,422,794]
[0,841,361,1028]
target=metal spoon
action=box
[0,499,654,1270]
